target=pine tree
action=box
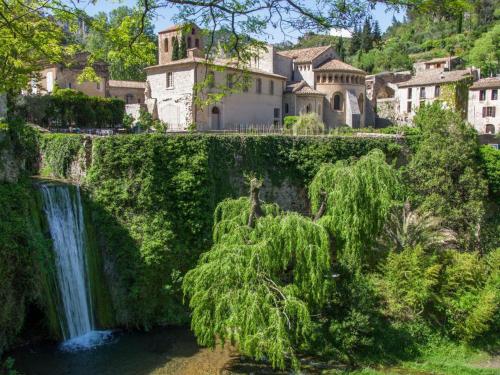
[179,33,187,59]
[360,17,373,52]
[336,37,346,61]
[172,37,180,61]
[372,20,382,46]
[349,25,361,55]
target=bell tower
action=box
[158,24,203,65]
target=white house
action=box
[468,77,499,135]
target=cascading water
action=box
[41,184,112,351]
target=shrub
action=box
[17,89,125,128]
[283,115,299,129]
[285,113,325,135]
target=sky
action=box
[77,0,405,43]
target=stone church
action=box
[145,24,370,131]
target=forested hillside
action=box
[277,0,499,76]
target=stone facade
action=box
[145,28,370,131]
[34,52,109,97]
[108,80,145,104]
[468,77,499,135]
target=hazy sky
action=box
[79,1,404,42]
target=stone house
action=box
[145,25,370,131]
[34,52,109,97]
[468,77,499,135]
[396,68,480,121]
[413,56,462,74]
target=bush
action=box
[285,113,325,135]
[17,89,125,128]
[283,115,299,129]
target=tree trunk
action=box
[313,191,328,222]
[248,178,264,228]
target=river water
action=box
[10,327,238,375]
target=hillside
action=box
[277,1,499,76]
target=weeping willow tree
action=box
[309,149,401,270]
[183,179,331,369]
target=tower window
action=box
[164,38,168,52]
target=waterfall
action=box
[41,184,112,351]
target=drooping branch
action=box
[248,177,264,228]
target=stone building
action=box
[468,77,499,135]
[396,68,479,121]
[413,56,462,74]
[34,52,109,97]
[145,26,369,131]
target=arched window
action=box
[164,38,168,52]
[306,104,312,113]
[328,75,333,83]
[358,94,364,114]
[486,124,495,134]
[333,93,343,111]
[187,37,192,48]
[340,75,344,83]
[334,75,338,82]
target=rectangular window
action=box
[483,107,496,117]
[480,90,486,101]
[408,88,412,99]
[274,108,280,118]
[285,103,289,114]
[269,80,274,95]
[407,101,412,113]
[227,74,234,89]
[166,72,173,88]
[208,71,215,89]
[256,78,262,94]
[492,89,498,100]
[420,87,426,99]
[97,82,100,90]
[434,85,440,97]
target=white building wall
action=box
[195,65,284,129]
[468,89,499,134]
[147,66,195,131]
[397,85,443,121]
[274,54,293,81]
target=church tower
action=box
[158,24,203,65]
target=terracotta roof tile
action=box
[285,80,325,96]
[398,69,474,88]
[470,77,500,90]
[277,46,331,63]
[313,59,366,74]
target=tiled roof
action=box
[145,57,287,79]
[159,24,197,34]
[277,46,331,63]
[108,80,145,89]
[423,56,459,64]
[398,69,474,88]
[470,77,500,90]
[285,80,325,96]
[313,59,366,74]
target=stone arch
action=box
[340,75,344,83]
[486,124,495,134]
[332,92,343,111]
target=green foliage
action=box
[310,149,401,269]
[184,195,331,369]
[122,113,134,130]
[437,249,499,341]
[17,89,125,128]
[283,115,299,129]
[80,134,401,330]
[468,24,500,77]
[480,145,500,201]
[84,6,157,81]
[39,134,83,178]
[405,103,488,249]
[284,113,325,135]
[172,37,180,61]
[0,181,61,356]
[376,246,441,321]
[377,202,457,253]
